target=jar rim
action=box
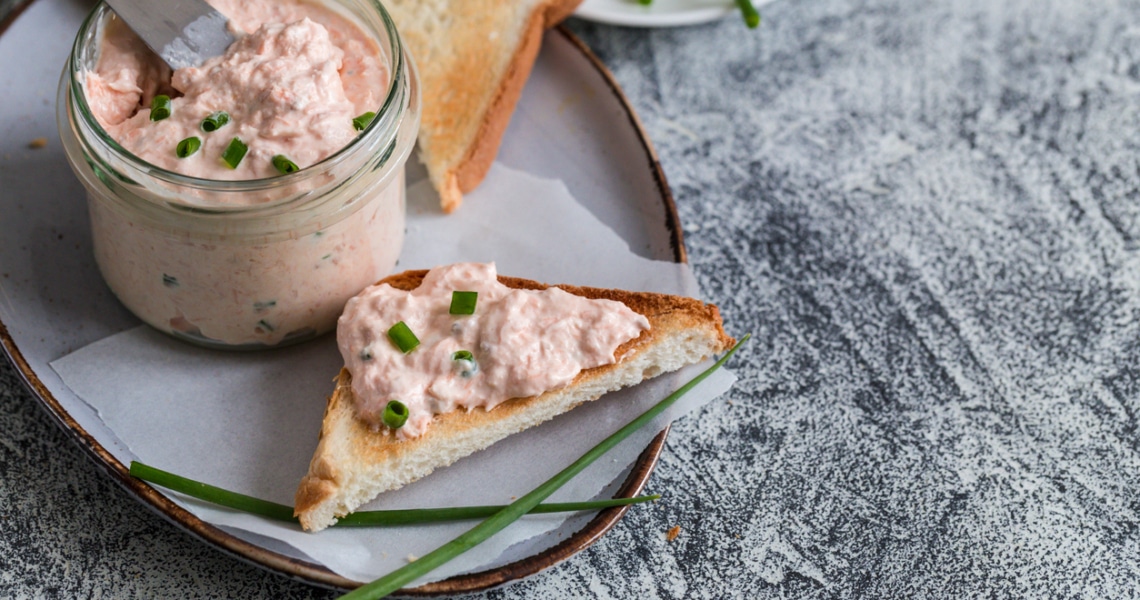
[67,0,408,210]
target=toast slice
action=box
[383,0,583,213]
[294,270,734,532]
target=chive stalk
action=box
[452,350,477,378]
[342,334,749,598]
[272,154,300,174]
[449,291,478,315]
[201,111,230,132]
[353,111,377,131]
[150,95,171,121]
[635,0,759,27]
[382,400,409,430]
[176,137,201,158]
[736,0,761,28]
[128,461,660,526]
[221,137,248,169]
[387,321,419,353]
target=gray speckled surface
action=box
[5,0,1140,597]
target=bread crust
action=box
[451,1,582,210]
[294,271,734,531]
[386,0,584,213]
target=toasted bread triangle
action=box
[383,0,583,212]
[294,271,734,531]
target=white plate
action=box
[574,0,772,28]
[0,0,685,593]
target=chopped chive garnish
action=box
[342,335,750,598]
[321,253,332,260]
[200,111,230,132]
[452,350,478,378]
[382,400,409,429]
[221,137,247,169]
[638,0,651,4]
[353,111,377,131]
[175,137,201,158]
[257,319,274,332]
[150,95,171,121]
[253,300,276,313]
[736,0,761,28]
[128,461,660,527]
[272,154,300,174]
[387,321,419,353]
[449,291,478,315]
[162,274,179,288]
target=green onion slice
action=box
[175,136,201,158]
[272,154,300,174]
[452,350,478,378]
[341,334,750,599]
[128,461,660,527]
[387,321,419,353]
[353,111,376,131]
[449,291,478,315]
[201,111,230,132]
[382,400,409,430]
[221,137,248,169]
[150,95,171,121]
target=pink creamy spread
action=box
[84,0,386,183]
[338,263,651,439]
[78,0,406,346]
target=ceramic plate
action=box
[0,0,683,593]
[574,0,773,28]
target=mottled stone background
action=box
[4,0,1140,597]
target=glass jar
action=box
[57,0,420,349]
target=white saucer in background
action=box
[574,0,773,28]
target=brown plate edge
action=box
[0,4,688,593]
[403,26,688,595]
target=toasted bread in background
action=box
[294,271,734,532]
[384,0,583,213]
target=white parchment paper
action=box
[50,163,737,585]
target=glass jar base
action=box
[167,326,321,351]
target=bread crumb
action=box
[406,554,418,563]
[28,137,48,149]
[666,525,681,541]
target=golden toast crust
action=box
[385,0,585,212]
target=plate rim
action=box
[0,4,687,593]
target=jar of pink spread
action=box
[56,0,420,349]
